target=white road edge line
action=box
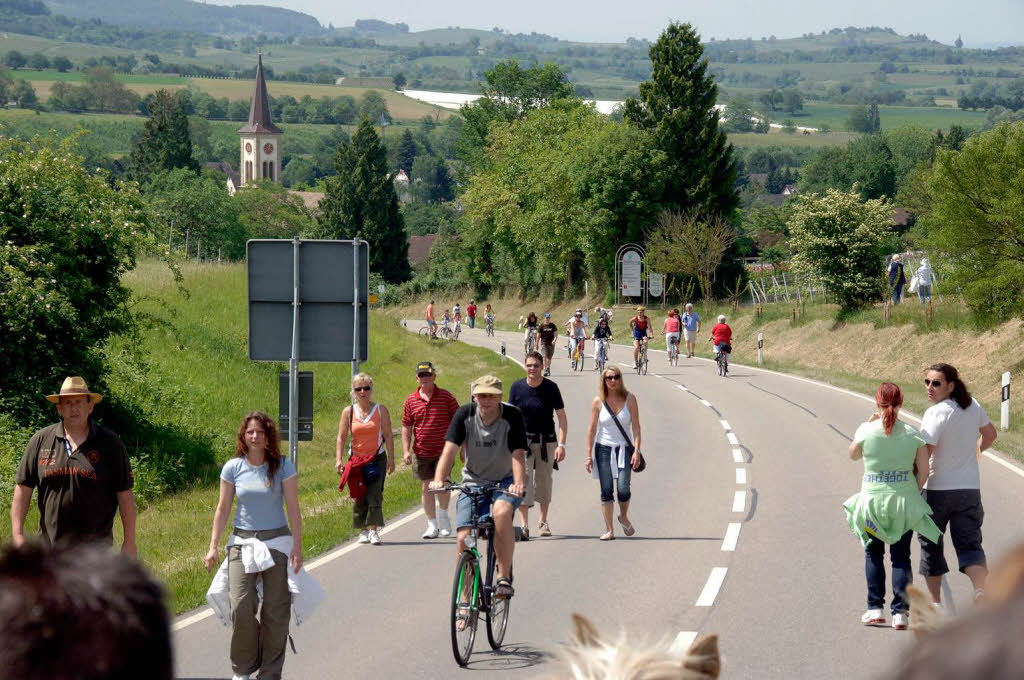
[721,522,741,551]
[726,432,740,446]
[732,448,744,463]
[677,385,689,392]
[732,490,746,512]
[700,399,712,407]
[696,567,729,606]
[720,419,731,430]
[669,631,700,655]
[736,468,747,485]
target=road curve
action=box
[172,323,1024,679]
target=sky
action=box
[204,0,1024,46]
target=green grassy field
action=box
[0,261,522,614]
[787,102,989,131]
[728,129,860,148]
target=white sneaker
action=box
[356,530,370,544]
[892,612,909,630]
[368,529,381,545]
[861,608,885,625]
[233,675,250,680]
[422,522,439,539]
[438,516,452,537]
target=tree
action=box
[233,181,314,239]
[0,135,148,424]
[955,35,964,49]
[312,125,350,177]
[788,189,893,313]
[646,211,738,310]
[847,104,881,133]
[623,22,740,221]
[129,89,199,183]
[281,157,317,188]
[26,53,49,70]
[392,72,407,90]
[782,89,803,114]
[358,90,390,125]
[914,122,1024,318]
[723,96,755,133]
[800,135,896,200]
[396,129,417,172]
[146,169,245,258]
[410,155,453,203]
[314,119,411,283]
[52,56,72,72]
[10,79,37,108]
[3,51,26,69]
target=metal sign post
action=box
[352,241,361,380]
[289,238,300,465]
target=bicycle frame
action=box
[443,485,504,615]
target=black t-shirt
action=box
[16,421,134,546]
[593,325,612,339]
[537,322,559,344]
[445,403,528,483]
[508,378,565,436]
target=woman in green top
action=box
[844,382,939,630]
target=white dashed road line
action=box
[720,419,731,430]
[732,490,746,512]
[670,631,699,655]
[736,468,747,485]
[721,523,741,552]
[732,448,744,463]
[696,567,729,606]
[726,432,740,446]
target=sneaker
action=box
[422,522,439,539]
[368,529,381,545]
[538,521,552,537]
[438,516,452,538]
[892,612,909,630]
[861,608,885,625]
[356,530,370,544]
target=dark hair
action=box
[0,542,173,680]
[527,312,537,323]
[928,363,972,409]
[525,351,544,365]
[876,382,903,435]
[236,410,282,483]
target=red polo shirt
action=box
[467,304,477,318]
[402,386,459,459]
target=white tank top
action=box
[597,399,632,448]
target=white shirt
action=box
[920,397,990,490]
[597,400,632,448]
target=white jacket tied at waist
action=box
[206,534,325,627]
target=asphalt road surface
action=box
[173,322,1024,679]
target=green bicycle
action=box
[432,483,514,667]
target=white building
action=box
[238,54,282,186]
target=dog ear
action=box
[570,613,603,648]
[907,585,942,639]
[986,543,1024,607]
[683,634,721,678]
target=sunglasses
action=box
[417,372,434,378]
[924,379,944,387]
[354,386,372,392]
[604,375,621,381]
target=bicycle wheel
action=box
[419,326,430,337]
[641,350,648,375]
[578,348,585,371]
[451,550,480,667]
[486,565,512,650]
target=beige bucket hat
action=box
[471,375,503,396]
[46,376,103,404]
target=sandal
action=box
[618,516,636,537]
[495,577,515,599]
[455,604,472,631]
[538,521,552,537]
[599,531,615,541]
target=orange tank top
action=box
[350,404,384,456]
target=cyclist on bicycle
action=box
[537,313,559,376]
[710,314,733,374]
[426,299,438,338]
[430,375,527,600]
[594,306,613,324]
[523,312,539,350]
[664,309,682,363]
[441,309,452,334]
[485,303,495,325]
[453,303,463,325]
[592,317,613,369]
[629,306,651,369]
[566,310,588,360]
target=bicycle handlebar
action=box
[428,483,520,497]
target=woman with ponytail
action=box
[844,382,939,630]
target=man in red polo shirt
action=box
[402,361,460,538]
[466,300,478,329]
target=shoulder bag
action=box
[602,399,646,473]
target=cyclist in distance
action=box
[592,316,613,370]
[430,376,527,600]
[566,310,588,362]
[629,306,651,369]
[710,314,733,374]
[523,312,539,352]
[441,308,452,335]
[537,313,559,377]
[453,303,463,325]
[664,309,682,363]
[426,299,437,338]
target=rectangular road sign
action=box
[279,371,313,441]
[247,239,368,362]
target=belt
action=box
[232,526,291,541]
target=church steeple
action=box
[238,53,281,135]
[238,53,282,186]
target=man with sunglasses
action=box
[402,362,459,539]
[509,352,568,538]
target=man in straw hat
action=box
[10,377,137,557]
[431,375,527,599]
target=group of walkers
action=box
[844,363,998,629]
[888,254,938,305]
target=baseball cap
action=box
[471,375,503,396]
[415,361,436,375]
[544,313,551,318]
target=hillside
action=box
[44,0,323,35]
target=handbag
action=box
[907,274,919,294]
[602,399,646,473]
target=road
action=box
[173,323,1024,678]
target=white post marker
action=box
[1001,371,1010,431]
[757,332,764,366]
[501,341,507,365]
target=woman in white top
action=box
[915,258,937,304]
[585,365,643,540]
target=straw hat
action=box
[46,376,103,404]
[471,375,503,396]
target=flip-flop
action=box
[455,605,472,631]
[618,516,636,536]
[599,531,615,541]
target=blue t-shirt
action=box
[682,312,701,331]
[220,456,297,531]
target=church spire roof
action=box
[238,53,281,135]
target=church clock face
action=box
[245,142,252,153]
[264,143,274,154]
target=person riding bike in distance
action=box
[710,314,733,373]
[430,376,527,601]
[523,312,539,351]
[453,303,462,324]
[592,316,613,369]
[537,313,559,377]
[566,310,588,361]
[425,299,437,338]
[629,307,651,369]
[663,309,682,363]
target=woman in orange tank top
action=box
[335,373,395,545]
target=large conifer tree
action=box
[623,22,739,219]
[315,119,411,282]
[129,89,198,183]
[396,129,417,172]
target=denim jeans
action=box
[468,316,475,328]
[917,285,932,303]
[594,443,631,503]
[892,283,904,305]
[866,530,913,614]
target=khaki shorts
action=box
[413,454,441,481]
[523,441,556,507]
[683,329,696,343]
